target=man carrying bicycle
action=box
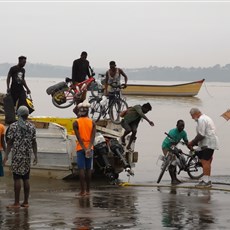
[71,51,93,103]
[104,61,128,99]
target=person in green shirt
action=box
[120,103,154,151]
[162,120,190,185]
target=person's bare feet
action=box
[21,203,29,208]
[6,203,20,208]
[75,192,86,197]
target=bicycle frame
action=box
[65,77,95,101]
[101,89,123,114]
[157,132,203,183]
[51,77,96,108]
[70,77,95,95]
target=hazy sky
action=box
[0,1,230,68]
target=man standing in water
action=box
[6,56,31,110]
[4,106,37,208]
[188,108,219,188]
[73,101,96,196]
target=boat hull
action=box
[122,79,205,97]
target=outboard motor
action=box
[109,139,133,175]
[94,133,118,181]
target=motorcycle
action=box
[93,132,134,183]
[157,132,203,184]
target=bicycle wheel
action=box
[89,97,102,122]
[52,88,75,108]
[90,82,104,98]
[157,154,172,184]
[109,98,128,124]
[187,155,203,179]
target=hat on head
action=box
[78,100,90,108]
[17,105,29,116]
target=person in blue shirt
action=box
[162,120,189,185]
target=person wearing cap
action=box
[71,51,93,103]
[4,105,37,208]
[6,56,31,110]
[0,122,6,177]
[73,100,96,196]
[120,103,154,152]
[104,61,128,97]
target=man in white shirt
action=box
[188,108,219,188]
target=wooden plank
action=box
[96,125,122,137]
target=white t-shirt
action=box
[196,114,219,150]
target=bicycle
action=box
[47,77,95,108]
[90,73,106,98]
[89,83,128,124]
[157,132,203,184]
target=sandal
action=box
[127,147,134,153]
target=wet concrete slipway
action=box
[1,173,230,229]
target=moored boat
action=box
[0,116,137,181]
[121,79,205,97]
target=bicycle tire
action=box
[51,88,75,108]
[187,155,203,179]
[90,82,104,98]
[109,98,128,124]
[157,154,172,184]
[89,97,102,122]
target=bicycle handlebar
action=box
[110,82,127,89]
[164,132,186,145]
[98,74,105,77]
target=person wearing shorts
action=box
[73,100,96,196]
[188,108,219,188]
[4,106,37,208]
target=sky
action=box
[0,1,230,69]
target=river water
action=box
[1,78,230,229]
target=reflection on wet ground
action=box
[1,177,230,229]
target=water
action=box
[1,78,230,229]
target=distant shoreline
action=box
[1,63,230,82]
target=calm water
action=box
[1,77,230,229]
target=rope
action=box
[203,81,213,98]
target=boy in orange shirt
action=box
[73,101,96,196]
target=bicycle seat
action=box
[65,77,72,83]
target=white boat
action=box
[1,118,137,180]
